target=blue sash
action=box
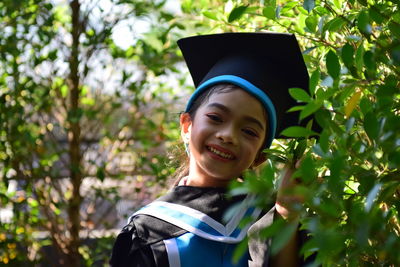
[130,195,261,267]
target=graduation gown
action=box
[110,185,278,267]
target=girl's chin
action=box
[202,171,240,184]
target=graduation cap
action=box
[178,32,316,148]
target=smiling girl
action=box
[110,33,315,267]
[180,85,267,188]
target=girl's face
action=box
[180,88,267,187]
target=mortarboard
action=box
[178,32,315,148]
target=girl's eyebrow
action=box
[206,102,265,131]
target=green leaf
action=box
[228,5,248,23]
[357,10,372,34]
[96,167,105,182]
[28,198,39,208]
[345,90,362,118]
[315,109,331,128]
[389,21,400,40]
[143,33,163,52]
[232,238,249,263]
[61,84,68,97]
[266,0,277,6]
[300,238,318,260]
[333,0,342,9]
[309,69,320,96]
[303,0,315,13]
[181,0,192,13]
[388,151,400,168]
[363,51,376,71]
[81,97,95,106]
[303,46,317,54]
[280,126,317,137]
[357,0,368,6]
[287,105,304,112]
[281,1,298,12]
[300,100,323,120]
[369,7,385,24]
[355,44,364,73]
[319,129,329,153]
[327,17,347,32]
[326,50,341,79]
[263,6,276,20]
[289,88,312,102]
[305,15,318,32]
[365,183,381,212]
[293,139,307,161]
[364,112,379,140]
[360,97,372,114]
[203,11,219,21]
[341,43,354,68]
[271,222,298,255]
[298,154,317,183]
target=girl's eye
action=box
[243,129,259,137]
[206,114,223,122]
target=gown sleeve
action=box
[110,214,187,267]
[109,219,157,267]
[247,206,318,267]
[248,206,275,267]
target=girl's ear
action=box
[180,113,192,143]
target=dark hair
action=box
[186,83,238,119]
[170,83,267,186]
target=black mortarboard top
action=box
[178,32,313,148]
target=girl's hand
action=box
[275,160,303,221]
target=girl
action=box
[110,32,314,267]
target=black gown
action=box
[110,186,313,267]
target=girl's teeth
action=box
[208,146,233,159]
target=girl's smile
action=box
[206,144,236,161]
[180,88,267,187]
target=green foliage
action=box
[228,5,249,23]
[176,0,400,265]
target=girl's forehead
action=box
[203,88,267,123]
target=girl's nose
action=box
[216,126,237,145]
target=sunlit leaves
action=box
[323,17,347,33]
[263,6,276,20]
[281,126,317,138]
[305,15,318,32]
[355,44,365,73]
[289,88,312,103]
[309,69,320,96]
[300,100,323,120]
[345,89,362,117]
[203,10,219,21]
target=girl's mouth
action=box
[206,146,235,160]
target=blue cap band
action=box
[185,75,277,148]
